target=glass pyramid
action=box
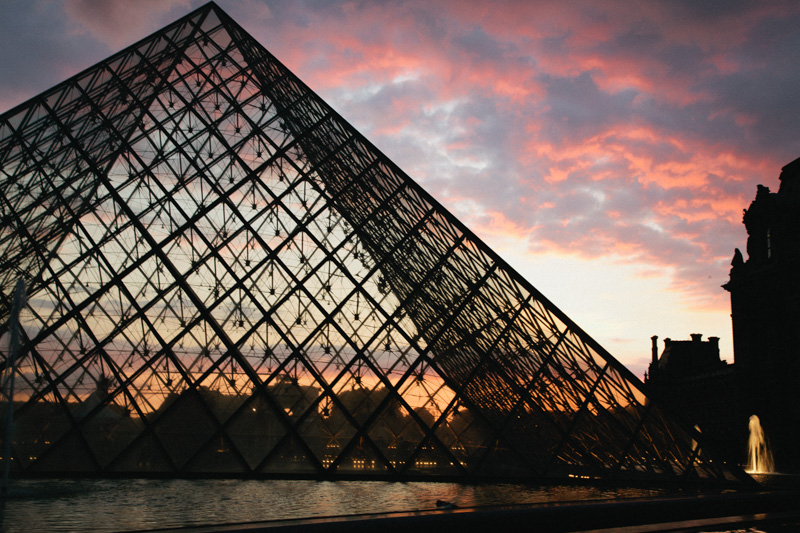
[0,2,745,482]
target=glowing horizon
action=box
[2,0,799,378]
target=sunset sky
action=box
[2,0,799,377]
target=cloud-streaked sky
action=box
[3,0,799,377]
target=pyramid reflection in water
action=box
[0,2,743,482]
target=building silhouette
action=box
[648,158,800,472]
[645,334,741,462]
[0,2,746,483]
[724,158,800,471]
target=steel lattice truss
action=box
[0,3,744,482]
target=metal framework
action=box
[0,2,744,482]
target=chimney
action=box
[651,335,659,364]
[690,333,703,342]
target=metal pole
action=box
[2,278,26,496]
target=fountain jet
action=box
[746,414,774,474]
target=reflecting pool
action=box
[0,478,681,532]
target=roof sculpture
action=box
[0,2,744,482]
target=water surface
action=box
[0,478,679,532]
